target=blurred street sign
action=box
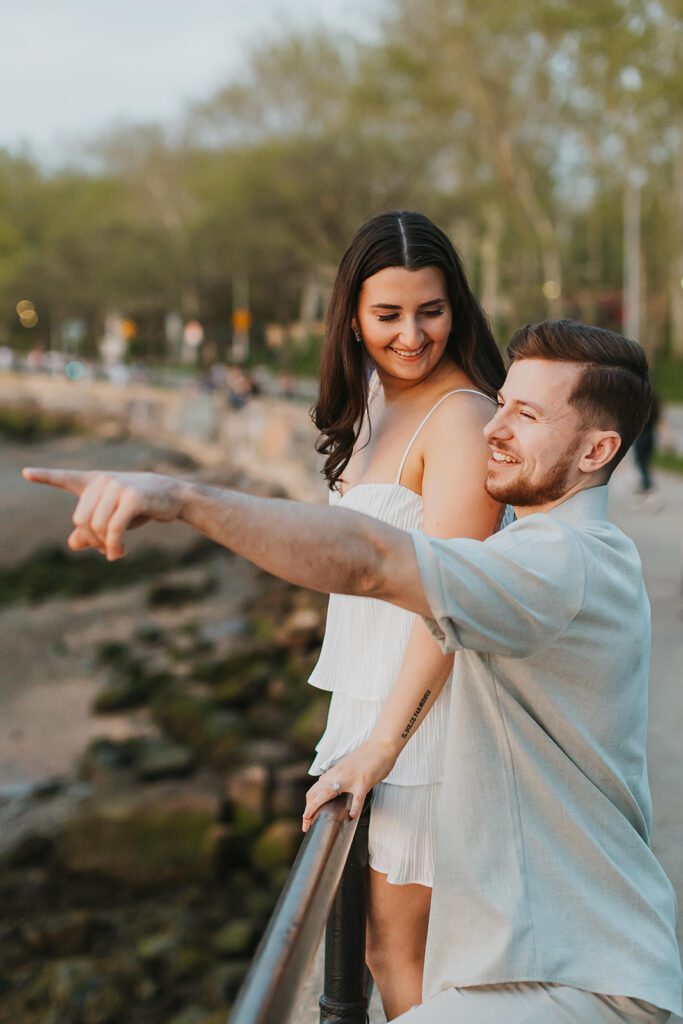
[184,320,205,347]
[232,308,252,331]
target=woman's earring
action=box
[353,328,362,344]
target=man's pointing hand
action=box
[22,468,185,561]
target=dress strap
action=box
[395,388,496,485]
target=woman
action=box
[306,211,506,1019]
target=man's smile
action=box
[490,448,521,465]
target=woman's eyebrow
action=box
[369,297,447,310]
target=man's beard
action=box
[485,441,580,507]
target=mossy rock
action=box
[151,687,241,760]
[208,678,251,708]
[0,404,79,441]
[202,711,244,768]
[95,640,131,667]
[78,735,147,781]
[137,930,179,963]
[237,738,295,767]
[198,657,273,706]
[93,678,153,713]
[151,687,214,749]
[251,820,301,873]
[274,607,324,651]
[133,739,196,781]
[46,957,98,1009]
[224,764,269,830]
[147,577,217,608]
[289,698,330,752]
[202,824,249,877]
[0,539,217,608]
[272,761,313,818]
[38,910,93,957]
[60,786,219,885]
[133,623,165,646]
[213,919,256,957]
[167,1008,213,1024]
[166,946,213,984]
[82,983,127,1024]
[244,885,277,919]
[202,960,250,1005]
[2,832,55,869]
[243,702,291,736]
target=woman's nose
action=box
[398,317,423,348]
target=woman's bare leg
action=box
[366,867,432,1021]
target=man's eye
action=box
[520,411,535,420]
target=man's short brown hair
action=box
[507,320,652,478]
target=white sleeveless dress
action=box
[309,388,499,887]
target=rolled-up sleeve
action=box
[410,516,586,658]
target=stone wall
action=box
[0,372,325,502]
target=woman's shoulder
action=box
[422,385,496,438]
[411,386,495,481]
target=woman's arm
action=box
[303,395,502,825]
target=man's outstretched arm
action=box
[22,469,429,616]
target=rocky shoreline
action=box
[0,433,330,1023]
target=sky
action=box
[0,0,380,167]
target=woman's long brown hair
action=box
[311,211,506,490]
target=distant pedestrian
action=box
[633,391,662,510]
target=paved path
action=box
[609,464,683,943]
[294,463,683,1023]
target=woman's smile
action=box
[387,342,430,360]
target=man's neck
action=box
[513,478,606,519]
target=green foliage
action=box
[0,2,682,356]
[654,357,683,405]
[654,451,683,476]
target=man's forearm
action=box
[178,482,425,611]
[21,466,430,616]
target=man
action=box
[24,320,682,1022]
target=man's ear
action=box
[578,430,622,476]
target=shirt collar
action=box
[544,484,609,525]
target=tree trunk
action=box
[623,175,642,345]
[479,204,503,331]
[669,124,683,357]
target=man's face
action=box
[483,359,589,508]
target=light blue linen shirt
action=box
[411,485,682,1014]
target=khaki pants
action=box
[393,983,671,1024]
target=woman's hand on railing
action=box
[302,737,399,832]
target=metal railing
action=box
[230,794,371,1024]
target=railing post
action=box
[319,796,371,1024]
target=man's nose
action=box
[483,407,511,443]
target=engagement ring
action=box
[328,782,341,792]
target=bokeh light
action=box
[65,360,86,381]
[19,309,39,328]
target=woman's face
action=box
[355,265,453,384]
